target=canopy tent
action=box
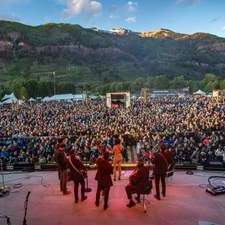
[42,94,86,102]
[131,95,137,100]
[89,95,100,100]
[28,98,36,102]
[73,94,86,101]
[1,93,17,104]
[193,90,206,96]
[42,96,51,102]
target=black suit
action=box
[152,152,168,198]
[126,166,150,200]
[95,157,113,207]
[68,154,86,202]
[54,147,68,194]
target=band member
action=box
[124,132,137,163]
[151,145,168,200]
[113,138,123,181]
[68,150,87,203]
[54,138,71,195]
[125,159,150,208]
[161,146,175,177]
[95,152,113,210]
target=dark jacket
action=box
[54,147,67,171]
[129,166,150,192]
[152,152,168,176]
[68,154,86,182]
[95,157,113,187]
[162,150,173,165]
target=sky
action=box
[0,0,225,37]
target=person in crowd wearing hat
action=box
[112,138,123,181]
[95,151,113,210]
[54,138,71,195]
[125,159,150,208]
[68,149,87,203]
[151,145,168,200]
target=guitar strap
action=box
[68,156,84,178]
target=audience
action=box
[0,96,225,167]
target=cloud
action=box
[222,26,225,31]
[125,16,136,23]
[125,2,138,23]
[127,1,138,12]
[62,0,102,18]
[108,2,138,23]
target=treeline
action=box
[0,73,224,99]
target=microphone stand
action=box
[23,191,31,225]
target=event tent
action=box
[73,94,86,101]
[28,98,36,102]
[1,93,17,104]
[42,94,86,102]
[193,90,206,96]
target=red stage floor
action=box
[1,170,225,225]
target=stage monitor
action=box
[106,92,130,108]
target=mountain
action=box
[0,20,225,85]
[138,28,186,39]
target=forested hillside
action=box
[0,21,225,97]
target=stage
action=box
[1,170,225,225]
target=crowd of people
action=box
[0,96,225,166]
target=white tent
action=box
[28,98,36,102]
[193,90,206,96]
[42,94,86,102]
[42,96,52,102]
[73,94,86,101]
[1,93,17,104]
[50,94,74,101]
[131,95,137,100]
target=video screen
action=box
[111,94,125,101]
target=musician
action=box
[68,150,87,203]
[95,151,113,210]
[125,159,150,208]
[113,138,123,181]
[161,146,175,176]
[151,145,168,200]
[54,138,71,195]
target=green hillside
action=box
[0,21,225,97]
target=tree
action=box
[153,75,170,89]
[134,78,146,91]
[19,86,28,99]
[24,80,38,97]
[170,75,187,89]
[201,73,219,92]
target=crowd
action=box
[0,96,225,166]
